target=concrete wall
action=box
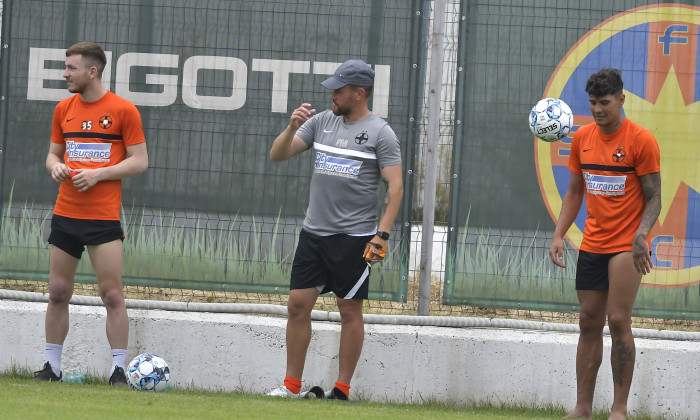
[1,299,698,419]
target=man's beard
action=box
[332,103,351,116]
[66,81,85,94]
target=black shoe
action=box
[300,386,325,399]
[108,366,129,387]
[34,362,62,382]
[324,387,349,401]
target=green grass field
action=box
[0,374,664,420]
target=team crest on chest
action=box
[99,114,113,129]
[355,131,368,145]
[612,146,626,163]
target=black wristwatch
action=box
[376,231,390,240]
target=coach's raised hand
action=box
[270,103,316,162]
[289,103,316,130]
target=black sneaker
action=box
[108,366,129,387]
[324,387,349,401]
[33,362,62,382]
[300,386,325,399]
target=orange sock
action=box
[284,376,301,394]
[334,381,350,397]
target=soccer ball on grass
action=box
[126,353,171,391]
[529,98,573,142]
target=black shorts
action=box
[48,214,124,259]
[575,250,624,290]
[290,229,373,299]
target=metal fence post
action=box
[418,0,446,315]
[0,0,12,214]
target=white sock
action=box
[46,343,63,376]
[111,349,127,374]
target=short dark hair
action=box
[585,68,623,97]
[66,42,107,77]
[350,85,374,98]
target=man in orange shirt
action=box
[549,68,661,420]
[33,42,148,386]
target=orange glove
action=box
[364,241,387,265]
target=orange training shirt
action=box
[51,91,145,220]
[568,118,660,253]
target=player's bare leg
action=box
[285,287,320,380]
[45,246,79,345]
[88,240,128,349]
[606,252,642,420]
[566,289,607,419]
[336,297,364,385]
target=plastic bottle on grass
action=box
[63,373,85,384]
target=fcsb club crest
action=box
[535,4,700,287]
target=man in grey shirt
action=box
[267,59,403,400]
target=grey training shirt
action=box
[296,110,402,236]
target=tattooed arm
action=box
[633,172,661,274]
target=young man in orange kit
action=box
[549,68,661,420]
[33,42,148,386]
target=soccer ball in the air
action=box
[126,353,171,391]
[529,98,573,142]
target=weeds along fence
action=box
[0,0,699,329]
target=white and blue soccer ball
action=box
[126,353,170,391]
[529,98,573,142]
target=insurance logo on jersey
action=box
[583,173,626,196]
[535,4,700,287]
[314,152,362,178]
[66,140,112,163]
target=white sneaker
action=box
[266,385,297,397]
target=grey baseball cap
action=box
[321,59,375,90]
